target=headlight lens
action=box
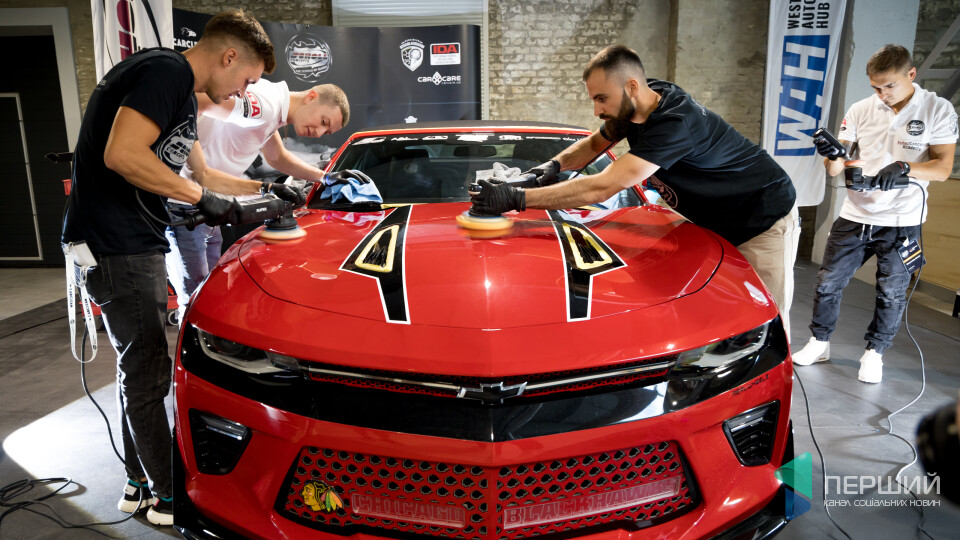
[673,323,769,373]
[197,328,302,375]
[664,319,786,412]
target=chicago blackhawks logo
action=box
[300,481,343,513]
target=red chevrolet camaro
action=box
[173,121,795,539]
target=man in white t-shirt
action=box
[793,45,957,383]
[167,80,350,306]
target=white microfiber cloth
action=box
[475,162,523,183]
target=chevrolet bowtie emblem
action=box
[457,382,527,404]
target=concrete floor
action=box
[0,260,957,539]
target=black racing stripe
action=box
[548,211,626,321]
[340,205,412,323]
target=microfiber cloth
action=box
[320,177,383,204]
[476,162,622,209]
[475,162,523,183]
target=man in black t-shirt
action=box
[472,44,799,333]
[61,11,277,526]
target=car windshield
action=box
[310,131,642,210]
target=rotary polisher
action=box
[171,193,307,240]
[813,128,910,191]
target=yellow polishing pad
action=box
[456,212,513,231]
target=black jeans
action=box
[83,251,172,499]
[809,217,919,354]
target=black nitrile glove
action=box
[875,161,910,191]
[325,170,373,186]
[814,137,845,159]
[262,181,306,207]
[196,187,243,226]
[469,180,526,215]
[521,160,561,187]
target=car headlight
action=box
[672,323,769,373]
[665,318,787,411]
[197,328,303,375]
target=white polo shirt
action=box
[173,80,290,203]
[837,83,958,226]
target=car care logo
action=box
[400,39,424,71]
[300,481,343,513]
[952,113,959,135]
[775,452,812,519]
[417,71,462,86]
[906,120,925,136]
[242,90,262,119]
[839,118,847,132]
[175,26,198,49]
[156,119,196,170]
[286,34,331,83]
[430,42,461,65]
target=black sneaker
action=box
[146,496,173,526]
[118,480,156,512]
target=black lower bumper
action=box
[173,442,244,540]
[709,485,789,540]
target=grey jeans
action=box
[83,250,172,499]
[809,217,919,354]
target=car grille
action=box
[277,442,697,539]
[302,357,675,401]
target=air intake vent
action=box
[723,401,780,466]
[189,409,251,474]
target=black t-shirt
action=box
[615,79,795,246]
[62,48,197,255]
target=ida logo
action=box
[242,91,262,119]
[430,42,461,65]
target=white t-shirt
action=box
[838,83,958,226]
[172,80,290,204]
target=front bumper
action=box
[173,358,793,540]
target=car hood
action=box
[237,203,723,328]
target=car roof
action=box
[351,120,593,136]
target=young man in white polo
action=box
[794,44,957,383]
[167,81,350,303]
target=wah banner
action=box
[92,0,173,81]
[173,9,481,158]
[761,0,846,207]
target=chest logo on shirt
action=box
[647,175,677,208]
[156,119,196,170]
[242,91,262,119]
[906,120,925,136]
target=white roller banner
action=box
[92,0,173,81]
[761,0,846,207]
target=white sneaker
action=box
[858,349,883,383]
[792,337,830,366]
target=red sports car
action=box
[173,121,794,539]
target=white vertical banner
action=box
[761,0,846,207]
[91,0,173,81]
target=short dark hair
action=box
[200,10,276,74]
[866,44,912,76]
[583,45,645,82]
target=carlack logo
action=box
[775,451,813,519]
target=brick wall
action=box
[672,0,769,143]
[4,0,768,142]
[487,0,670,133]
[913,0,960,176]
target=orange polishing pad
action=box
[456,211,513,231]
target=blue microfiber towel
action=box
[320,177,383,203]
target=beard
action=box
[600,89,636,140]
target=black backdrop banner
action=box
[173,9,481,153]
